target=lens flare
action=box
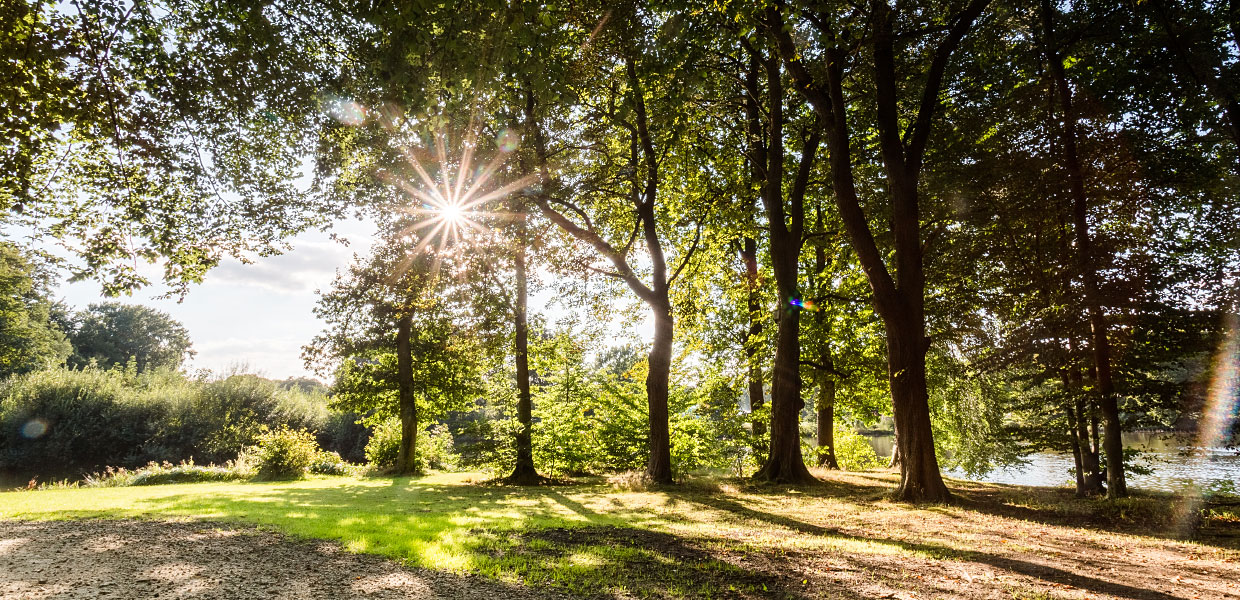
[789,297,818,312]
[1176,313,1240,531]
[21,419,48,439]
[379,115,539,282]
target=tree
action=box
[66,302,193,372]
[761,0,990,501]
[5,0,345,295]
[306,212,485,475]
[0,243,70,377]
[517,4,718,484]
[739,40,822,484]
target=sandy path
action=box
[0,520,563,599]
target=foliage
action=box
[0,366,359,480]
[363,418,459,473]
[65,303,194,372]
[830,427,885,472]
[5,0,342,295]
[363,418,401,470]
[252,427,320,480]
[0,243,70,378]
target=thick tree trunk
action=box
[755,301,815,483]
[645,297,675,484]
[394,313,418,475]
[886,316,950,502]
[750,50,817,485]
[817,374,839,469]
[505,218,542,485]
[1041,0,1126,497]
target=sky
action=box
[50,221,374,381]
[45,218,653,381]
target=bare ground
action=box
[0,520,567,599]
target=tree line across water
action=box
[4,0,1240,501]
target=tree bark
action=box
[394,313,419,475]
[747,46,817,484]
[1041,0,1126,497]
[817,373,839,469]
[505,207,542,485]
[646,296,675,484]
[741,236,767,451]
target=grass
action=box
[2,470,1238,598]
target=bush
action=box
[364,418,401,469]
[78,459,252,488]
[253,427,319,479]
[308,450,350,475]
[833,425,884,471]
[363,418,459,473]
[0,366,360,482]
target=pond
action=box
[865,432,1240,493]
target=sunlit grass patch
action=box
[3,470,1238,598]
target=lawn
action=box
[2,470,1238,599]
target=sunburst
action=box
[382,121,539,281]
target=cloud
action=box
[209,239,360,295]
[189,336,315,379]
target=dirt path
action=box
[0,520,564,599]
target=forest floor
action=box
[1,470,1238,599]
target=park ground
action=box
[1,471,1238,599]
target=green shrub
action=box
[833,425,884,471]
[420,424,457,471]
[363,418,459,473]
[253,427,319,479]
[78,459,252,488]
[308,450,350,475]
[0,367,361,482]
[364,418,401,469]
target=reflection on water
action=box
[865,432,1240,493]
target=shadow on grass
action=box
[28,474,1229,600]
[679,491,1184,600]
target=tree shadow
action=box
[682,492,1191,600]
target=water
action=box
[866,433,1240,493]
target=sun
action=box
[438,201,466,225]
[375,123,540,282]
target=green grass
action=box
[0,472,933,597]
[2,471,1236,598]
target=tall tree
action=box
[741,43,822,484]
[66,302,194,372]
[763,0,989,501]
[0,243,70,377]
[517,5,716,483]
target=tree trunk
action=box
[817,373,839,469]
[750,49,816,485]
[886,316,950,502]
[1066,399,1087,495]
[645,297,675,484]
[741,236,767,451]
[394,313,419,475]
[505,212,542,485]
[1077,394,1105,494]
[812,206,838,470]
[1041,0,1126,497]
